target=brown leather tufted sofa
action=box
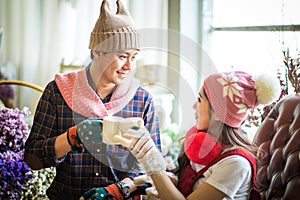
[253,94,300,200]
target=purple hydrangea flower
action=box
[0,107,30,152]
[0,107,33,199]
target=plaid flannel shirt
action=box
[24,75,161,200]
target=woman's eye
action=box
[119,55,127,59]
[197,97,201,102]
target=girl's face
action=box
[193,87,211,130]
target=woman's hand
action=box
[113,126,167,175]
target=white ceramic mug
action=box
[102,116,144,144]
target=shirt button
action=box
[95,172,99,176]
[97,149,100,152]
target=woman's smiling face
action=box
[193,87,212,131]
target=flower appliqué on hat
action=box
[217,72,247,113]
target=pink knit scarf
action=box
[54,69,139,118]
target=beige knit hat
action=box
[89,0,140,52]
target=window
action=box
[204,0,300,75]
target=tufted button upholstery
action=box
[253,94,300,200]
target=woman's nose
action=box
[193,101,198,110]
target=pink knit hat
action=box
[203,71,280,128]
[89,0,139,51]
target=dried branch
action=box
[283,49,300,93]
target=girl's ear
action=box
[211,110,221,122]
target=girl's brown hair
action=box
[174,88,258,176]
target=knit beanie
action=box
[203,71,281,128]
[89,0,139,51]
